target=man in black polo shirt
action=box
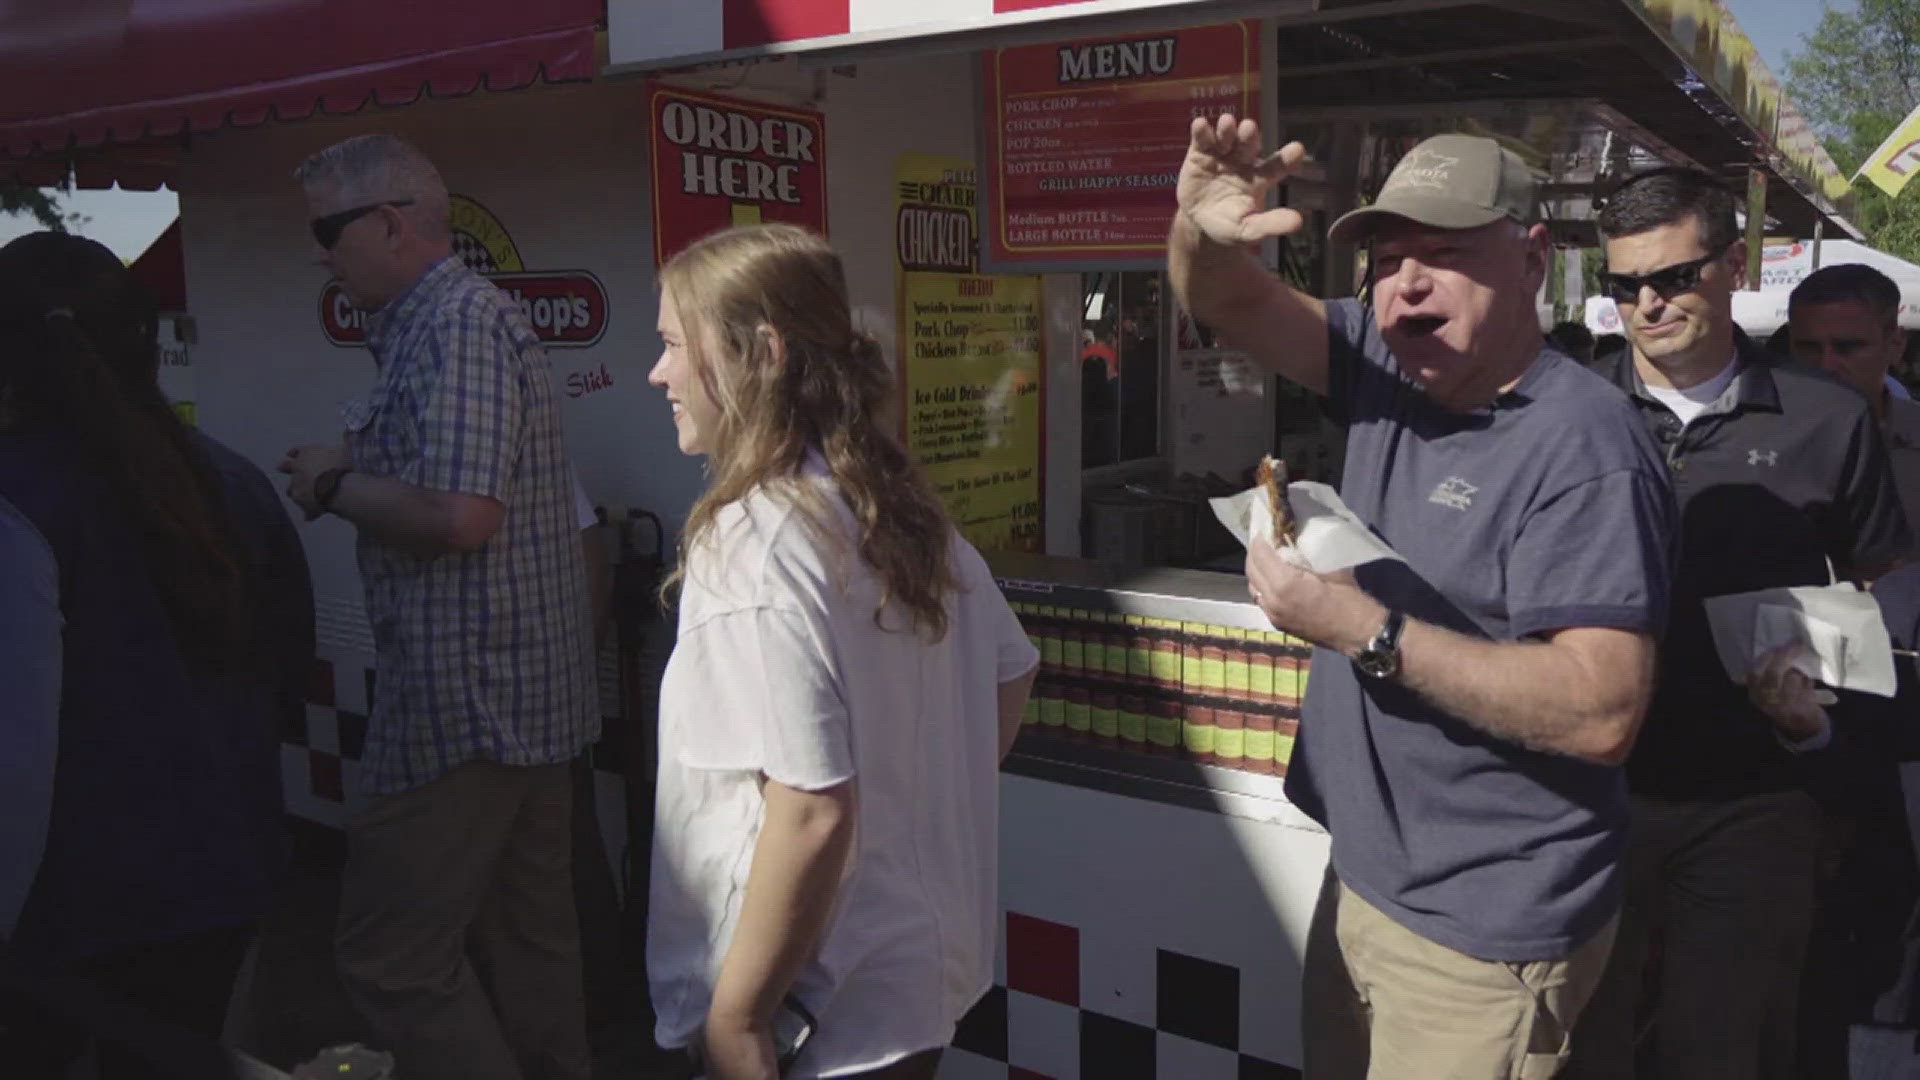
[1567,167,1912,1079]
[1172,116,1676,1076]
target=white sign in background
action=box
[157,314,193,421]
[1169,346,1273,482]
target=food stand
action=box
[0,0,1860,1074]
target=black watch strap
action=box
[1376,609,1406,652]
[1355,610,1405,678]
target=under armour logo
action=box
[1748,449,1778,467]
[1428,476,1478,510]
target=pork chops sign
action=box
[320,195,609,348]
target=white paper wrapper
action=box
[1703,584,1896,698]
[1752,604,1844,706]
[1207,480,1405,575]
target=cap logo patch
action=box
[1388,148,1460,193]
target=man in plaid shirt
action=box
[282,134,596,1080]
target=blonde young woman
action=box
[645,224,1040,1080]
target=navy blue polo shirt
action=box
[1593,336,1912,800]
[1285,299,1677,961]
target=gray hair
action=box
[295,134,452,240]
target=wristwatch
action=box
[314,466,352,514]
[1353,610,1406,679]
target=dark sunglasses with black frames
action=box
[310,199,414,250]
[1601,243,1732,306]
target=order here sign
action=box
[649,82,829,265]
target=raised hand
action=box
[1176,114,1309,246]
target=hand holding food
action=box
[1258,455,1298,546]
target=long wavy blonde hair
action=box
[661,224,959,640]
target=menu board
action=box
[982,20,1257,266]
[649,82,828,266]
[896,153,1045,552]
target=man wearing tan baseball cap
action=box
[1171,118,1676,1076]
[1326,131,1539,241]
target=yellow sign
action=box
[1858,102,1920,198]
[896,153,1044,552]
[448,194,524,271]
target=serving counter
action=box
[990,553,1314,825]
[953,555,1326,1078]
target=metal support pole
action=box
[1812,218,1825,271]
[1325,121,1363,295]
[1564,245,1584,320]
[1745,168,1766,292]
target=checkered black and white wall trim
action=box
[940,912,1301,1079]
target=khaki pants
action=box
[335,760,590,1080]
[1303,868,1616,1080]
[1564,790,1821,1080]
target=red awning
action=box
[0,0,603,189]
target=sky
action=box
[1721,0,1856,81]
[0,1,1857,264]
[0,186,181,263]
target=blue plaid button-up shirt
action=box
[344,256,597,795]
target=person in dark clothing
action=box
[1867,569,1920,1034]
[1790,264,1920,533]
[1765,323,1792,357]
[1116,302,1160,462]
[0,232,306,1078]
[95,288,316,873]
[1080,353,1118,468]
[1743,567,1920,1075]
[1567,168,1912,1079]
[193,434,317,765]
[1548,319,1597,363]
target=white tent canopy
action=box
[1584,239,1920,339]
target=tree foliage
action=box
[1785,0,1920,260]
[1787,0,1920,140]
[0,180,65,232]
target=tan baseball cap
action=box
[1328,133,1536,244]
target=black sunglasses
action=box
[1602,245,1731,305]
[310,199,414,249]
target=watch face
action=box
[1355,650,1397,679]
[1356,611,1404,679]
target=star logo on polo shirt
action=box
[1748,449,1778,467]
[1429,476,1479,510]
